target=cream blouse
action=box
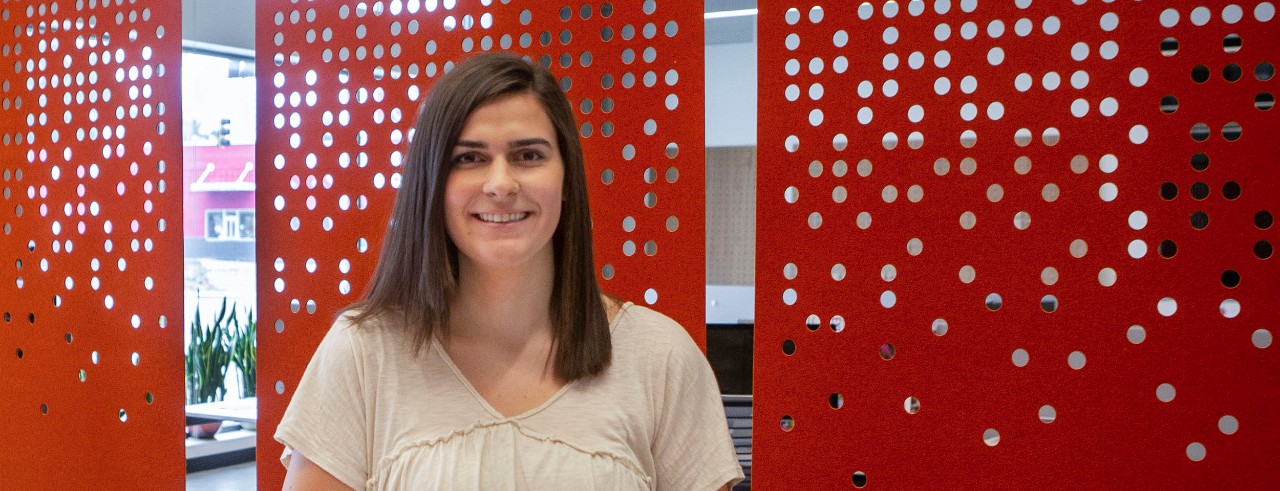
[276,302,744,490]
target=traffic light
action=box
[218,118,231,146]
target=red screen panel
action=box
[255,1,705,487]
[756,1,1277,488]
[0,0,184,488]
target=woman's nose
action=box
[482,160,519,196]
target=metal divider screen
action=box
[0,0,184,488]
[255,1,704,487]
[756,1,1277,487]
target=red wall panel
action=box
[757,1,1277,488]
[255,0,704,487]
[0,0,184,488]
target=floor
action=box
[187,462,257,491]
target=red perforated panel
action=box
[757,1,1277,488]
[0,0,183,488]
[255,1,704,487]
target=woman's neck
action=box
[447,254,556,346]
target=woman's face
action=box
[444,91,565,273]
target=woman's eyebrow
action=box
[510,137,552,148]
[454,140,487,149]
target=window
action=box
[204,209,256,241]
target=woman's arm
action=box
[283,450,356,491]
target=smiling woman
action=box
[275,53,742,490]
[444,92,565,275]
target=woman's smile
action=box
[475,212,531,224]
[444,91,565,270]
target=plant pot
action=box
[187,421,223,439]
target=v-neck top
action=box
[428,333,576,421]
[275,302,744,491]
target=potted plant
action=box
[229,305,256,430]
[186,296,234,438]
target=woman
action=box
[276,53,743,490]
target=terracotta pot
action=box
[187,421,223,439]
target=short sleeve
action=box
[652,324,745,491]
[274,317,370,490]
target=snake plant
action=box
[230,306,256,398]
[185,296,233,405]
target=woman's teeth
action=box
[478,212,529,223]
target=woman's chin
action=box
[459,247,553,272]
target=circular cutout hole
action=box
[1223,181,1241,200]
[1160,37,1178,56]
[983,428,1001,446]
[1040,295,1058,313]
[1191,152,1210,171]
[1191,64,1210,83]
[780,415,795,431]
[852,471,868,487]
[1191,211,1210,230]
[1159,95,1179,113]
[1255,211,1273,229]
[879,343,895,360]
[903,396,920,414]
[1223,34,1242,53]
[1191,123,1211,141]
[1257,92,1276,110]
[1128,325,1147,344]
[1255,329,1274,348]
[1219,415,1239,435]
[1187,442,1207,462]
[1160,182,1178,200]
[829,393,844,409]
[1221,270,1241,288]
[1039,405,1057,423]
[1190,182,1210,200]
[1223,122,1243,141]
[1012,348,1029,367]
[1159,240,1178,258]
[1257,62,1276,81]
[932,318,949,336]
[1068,351,1086,370]
[782,339,796,355]
[1255,240,1273,259]
[1224,63,1243,82]
[985,293,1003,311]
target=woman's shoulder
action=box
[609,301,700,356]
[325,308,417,353]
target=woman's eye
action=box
[515,150,544,162]
[452,152,481,165]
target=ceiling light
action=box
[704,8,758,20]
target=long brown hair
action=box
[347,53,611,380]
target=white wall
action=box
[707,285,755,324]
[705,42,757,148]
[182,0,254,52]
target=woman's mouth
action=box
[476,212,530,223]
